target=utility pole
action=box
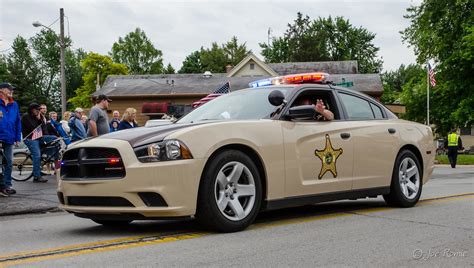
[60,8,66,116]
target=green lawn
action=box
[435,154,474,165]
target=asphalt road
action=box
[0,167,473,267]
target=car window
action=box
[370,103,384,119]
[339,93,375,120]
[178,87,291,123]
[289,90,339,120]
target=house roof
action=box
[94,73,382,97]
[227,52,278,77]
[268,60,358,75]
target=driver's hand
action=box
[315,99,326,113]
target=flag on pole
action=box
[192,81,231,108]
[428,63,436,87]
[31,125,43,140]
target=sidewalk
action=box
[1,165,473,217]
[0,174,60,216]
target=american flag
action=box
[192,81,231,108]
[428,63,436,87]
[31,126,43,140]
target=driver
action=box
[296,98,334,121]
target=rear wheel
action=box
[383,150,422,207]
[196,150,262,232]
[92,219,133,226]
[11,152,34,181]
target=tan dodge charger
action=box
[58,73,435,232]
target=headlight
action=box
[134,139,193,163]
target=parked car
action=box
[58,72,435,232]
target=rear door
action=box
[337,91,400,189]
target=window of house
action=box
[249,63,255,70]
[339,93,375,120]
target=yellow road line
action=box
[1,192,472,267]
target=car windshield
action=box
[178,87,290,123]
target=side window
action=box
[370,103,384,119]
[339,93,374,120]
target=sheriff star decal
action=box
[314,134,343,179]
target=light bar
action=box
[249,72,330,88]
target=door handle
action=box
[388,128,396,134]
[340,133,351,139]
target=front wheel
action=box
[11,152,34,181]
[196,150,262,232]
[383,150,422,207]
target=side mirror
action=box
[287,105,316,120]
[268,90,285,106]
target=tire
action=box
[383,150,422,207]
[92,219,133,226]
[196,150,262,232]
[11,152,34,181]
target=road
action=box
[0,167,473,267]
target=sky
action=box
[0,0,422,72]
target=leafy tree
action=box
[0,55,9,82]
[110,28,163,74]
[179,37,250,73]
[178,51,202,73]
[163,63,175,74]
[223,36,250,66]
[5,36,43,113]
[381,64,424,104]
[260,13,383,73]
[65,48,87,107]
[69,53,128,108]
[401,0,473,134]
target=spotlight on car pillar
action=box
[268,90,285,106]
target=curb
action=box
[0,207,62,217]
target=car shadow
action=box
[66,198,387,236]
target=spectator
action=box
[109,110,121,128]
[88,94,111,137]
[21,103,58,183]
[81,115,89,132]
[49,111,71,145]
[110,120,119,132]
[39,104,47,123]
[69,108,87,142]
[118,108,139,130]
[60,111,71,135]
[0,82,22,196]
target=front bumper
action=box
[58,139,206,218]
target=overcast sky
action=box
[1,0,422,72]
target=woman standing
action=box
[118,108,139,130]
[60,111,71,135]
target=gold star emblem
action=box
[315,134,343,179]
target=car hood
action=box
[97,122,207,147]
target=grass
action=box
[435,154,474,165]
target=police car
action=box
[58,72,435,232]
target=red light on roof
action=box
[283,72,329,84]
[108,158,120,164]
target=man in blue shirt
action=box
[69,107,87,142]
[0,83,22,197]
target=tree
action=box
[65,48,87,106]
[179,37,250,73]
[5,36,43,113]
[223,36,250,66]
[260,13,383,73]
[163,63,175,74]
[381,64,424,104]
[69,53,128,108]
[178,51,202,73]
[401,0,473,134]
[110,28,163,74]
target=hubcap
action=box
[398,157,420,199]
[214,161,256,221]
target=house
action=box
[93,53,383,125]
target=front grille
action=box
[60,147,126,180]
[67,196,134,207]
